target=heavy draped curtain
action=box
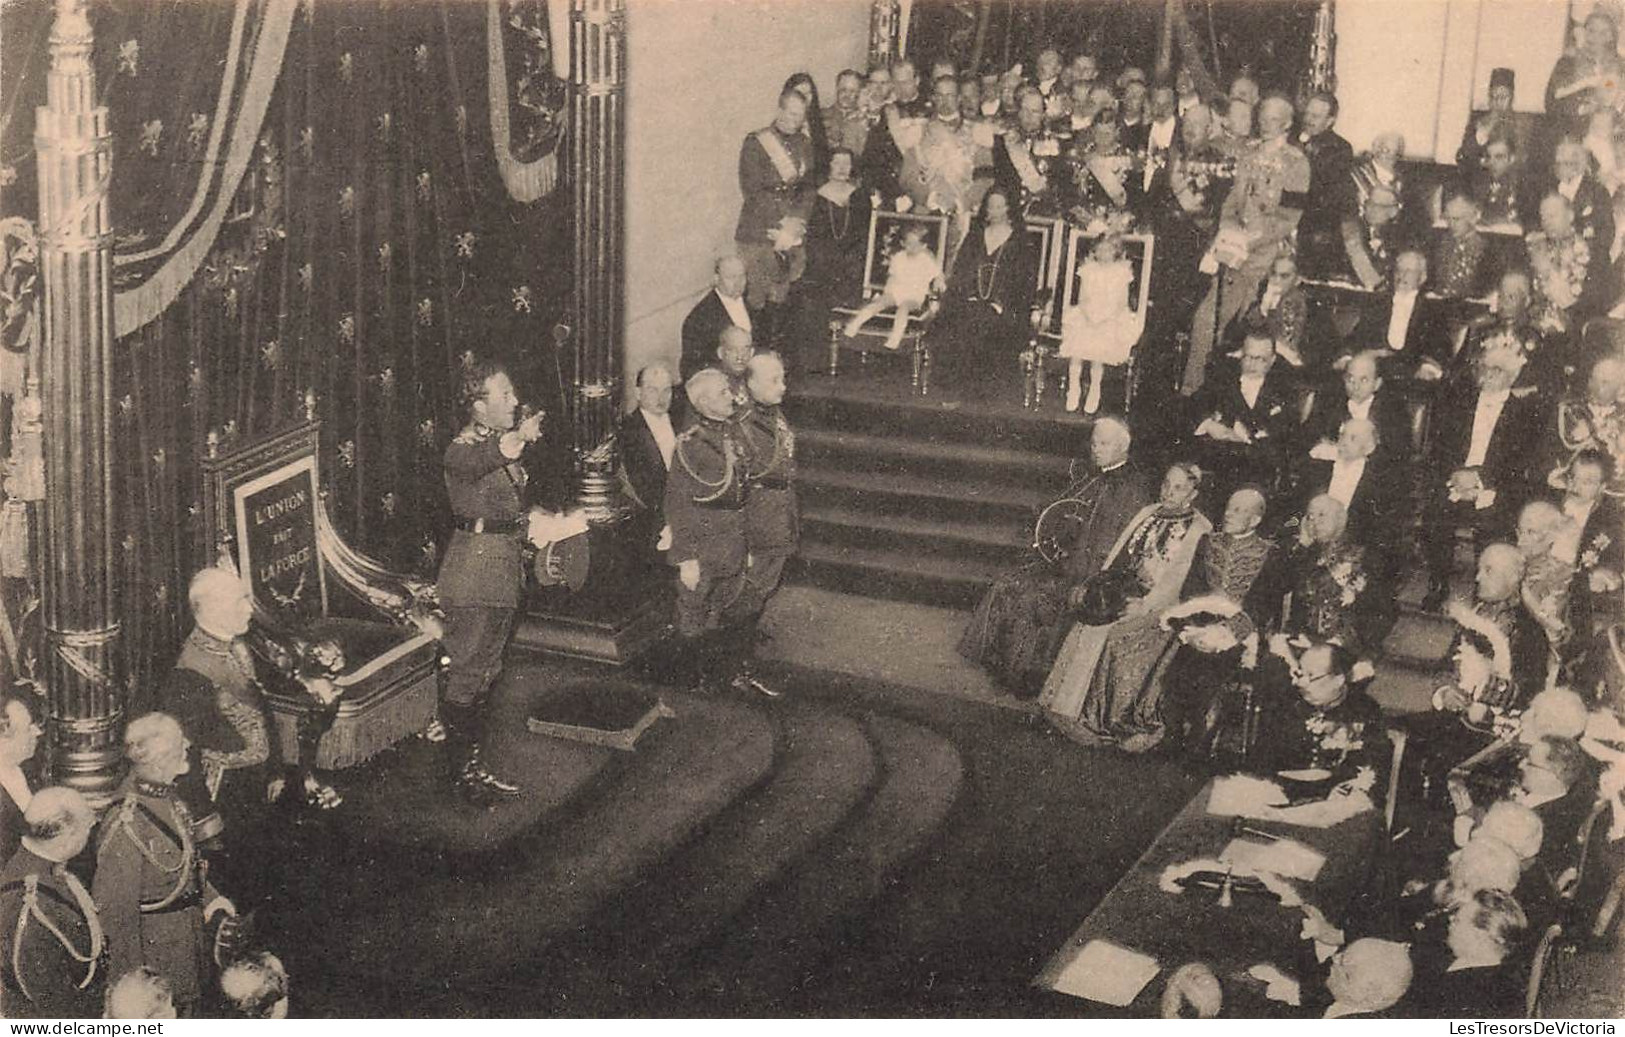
[0,0,572,698]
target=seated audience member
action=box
[96,713,237,1017]
[1223,253,1308,371]
[104,968,177,1020]
[1300,351,1413,467]
[1419,348,1541,609]
[1244,494,1389,657]
[1186,332,1296,505]
[1444,270,1548,389]
[1343,251,1450,381]
[1516,500,1576,666]
[931,186,1036,397]
[680,256,752,382]
[1527,191,1609,344]
[1409,546,1549,769]
[1472,134,1524,229]
[1352,132,1407,220]
[841,220,945,352]
[1534,138,1615,266]
[1404,888,1530,1017]
[1553,450,1623,634]
[960,417,1152,696]
[1338,183,1405,289]
[0,693,41,864]
[1458,68,1519,174]
[1250,937,1413,1018]
[1434,192,1496,301]
[619,363,676,566]
[1291,417,1406,582]
[1157,486,1275,755]
[0,787,101,1018]
[220,951,291,1019]
[1545,357,1624,478]
[1519,686,1591,745]
[1249,638,1387,785]
[1040,462,1212,751]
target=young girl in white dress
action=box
[1060,235,1144,413]
[843,223,945,351]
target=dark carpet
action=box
[257,657,1206,1017]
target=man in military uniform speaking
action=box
[665,369,777,697]
[439,360,583,803]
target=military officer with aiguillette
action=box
[665,369,777,698]
[437,359,545,804]
[729,352,797,699]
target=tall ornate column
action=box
[1307,1,1336,95]
[568,0,626,521]
[33,0,125,803]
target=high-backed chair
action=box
[827,209,950,393]
[1021,229,1153,412]
[199,418,444,769]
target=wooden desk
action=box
[1034,778,1381,1015]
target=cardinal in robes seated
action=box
[959,416,1151,697]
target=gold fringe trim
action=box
[113,0,298,337]
[486,0,561,205]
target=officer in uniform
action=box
[94,713,237,1017]
[0,787,102,1018]
[665,370,773,696]
[715,325,755,417]
[437,360,545,803]
[730,352,797,699]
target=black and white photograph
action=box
[1,0,1624,1020]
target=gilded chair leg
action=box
[827,322,841,378]
[918,342,931,396]
[910,336,922,392]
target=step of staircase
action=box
[798,540,1008,610]
[802,503,1030,569]
[790,375,1093,455]
[680,713,965,1009]
[799,465,1050,526]
[799,426,1072,485]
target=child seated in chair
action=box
[843,222,944,351]
[1061,234,1144,414]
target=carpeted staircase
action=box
[790,374,1087,610]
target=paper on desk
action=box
[1206,774,1288,818]
[1219,837,1326,882]
[1258,790,1375,829]
[1053,940,1160,1006]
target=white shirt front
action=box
[1239,373,1264,409]
[1387,290,1418,350]
[1144,118,1177,191]
[1559,176,1581,203]
[717,290,752,335]
[1465,389,1510,468]
[640,408,676,469]
[1327,456,1367,508]
[1347,395,1374,423]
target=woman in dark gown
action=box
[930,186,1036,398]
[798,147,872,371]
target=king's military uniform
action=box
[0,846,103,1018]
[436,421,530,796]
[94,778,226,1013]
[734,401,799,623]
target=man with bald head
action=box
[664,370,771,696]
[1303,350,1413,467]
[1244,493,1387,656]
[1544,355,1624,479]
[681,255,751,382]
[620,363,677,567]
[1535,137,1614,258]
[961,414,1153,696]
[1183,94,1310,394]
[1293,416,1406,588]
[1348,250,1450,386]
[0,787,101,1017]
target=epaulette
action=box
[452,423,492,445]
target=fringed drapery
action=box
[0,0,573,699]
[486,0,566,204]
